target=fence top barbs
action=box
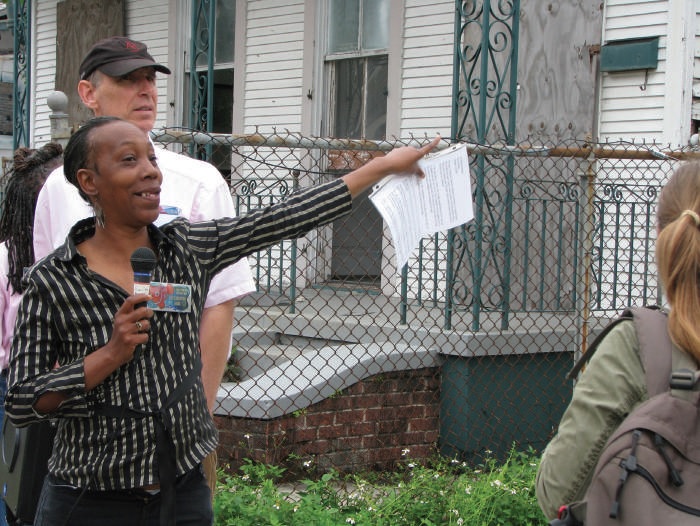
[150,128,700,162]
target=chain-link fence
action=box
[147,129,700,475]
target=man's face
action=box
[84,67,159,134]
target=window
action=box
[332,56,388,140]
[186,0,235,176]
[324,0,391,283]
[325,0,390,142]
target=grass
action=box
[213,447,548,525]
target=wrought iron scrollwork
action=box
[189,0,214,160]
[450,0,520,330]
[13,0,30,149]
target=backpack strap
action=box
[567,306,670,392]
[626,306,673,396]
[567,310,634,380]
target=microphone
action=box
[130,247,156,361]
[130,247,157,308]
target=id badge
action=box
[147,282,192,312]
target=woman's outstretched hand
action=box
[342,136,442,198]
[382,135,441,178]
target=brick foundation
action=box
[214,367,440,478]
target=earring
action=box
[93,199,105,229]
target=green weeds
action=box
[214,447,547,525]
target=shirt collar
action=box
[54,218,171,263]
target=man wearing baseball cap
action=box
[78,36,172,80]
[32,36,255,522]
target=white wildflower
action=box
[346,519,356,525]
[402,448,410,456]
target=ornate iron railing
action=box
[452,0,521,330]
[188,0,216,160]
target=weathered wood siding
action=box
[401,0,454,137]
[32,0,171,145]
[515,1,603,142]
[33,0,60,145]
[31,1,455,144]
[692,4,700,125]
[598,0,669,141]
[55,0,125,132]
[125,0,171,129]
[243,0,305,133]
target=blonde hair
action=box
[656,161,700,360]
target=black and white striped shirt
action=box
[6,179,352,490]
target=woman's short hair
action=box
[63,115,122,203]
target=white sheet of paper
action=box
[369,143,473,269]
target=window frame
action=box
[170,0,245,134]
[308,0,402,140]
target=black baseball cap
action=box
[79,36,171,80]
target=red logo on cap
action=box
[124,40,140,52]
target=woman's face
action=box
[82,120,163,228]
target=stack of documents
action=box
[369,143,474,270]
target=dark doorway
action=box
[329,55,387,284]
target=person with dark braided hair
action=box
[0,142,62,526]
[0,143,64,293]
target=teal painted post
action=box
[467,3,493,331]
[188,0,215,160]
[446,0,462,331]
[450,0,520,331]
[499,0,519,330]
[12,0,30,149]
[205,0,215,136]
[188,1,200,153]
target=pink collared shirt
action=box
[0,242,22,371]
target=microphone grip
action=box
[133,271,152,309]
[132,274,152,361]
